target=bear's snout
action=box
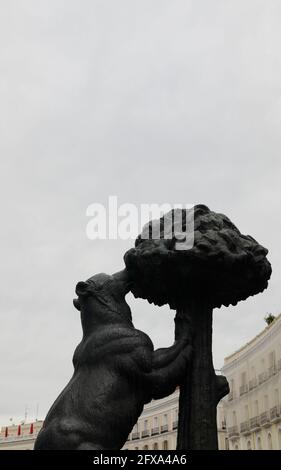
[73,298,81,311]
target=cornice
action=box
[222,315,281,372]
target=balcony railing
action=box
[239,384,248,396]
[260,411,270,426]
[240,421,250,434]
[151,427,159,436]
[250,416,260,430]
[172,420,178,430]
[132,432,140,440]
[249,378,257,391]
[268,365,277,378]
[270,406,280,422]
[141,430,150,438]
[161,424,168,433]
[228,425,239,438]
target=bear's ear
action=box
[75,281,89,297]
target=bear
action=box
[34,269,192,450]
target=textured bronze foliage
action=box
[124,205,272,309]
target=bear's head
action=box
[73,270,133,332]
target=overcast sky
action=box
[0,0,281,426]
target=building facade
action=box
[123,388,227,450]
[222,314,281,450]
[3,316,281,451]
[0,421,43,450]
[0,390,227,450]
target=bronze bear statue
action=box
[34,270,191,450]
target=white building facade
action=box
[0,421,43,450]
[123,388,227,450]
[0,390,227,450]
[222,314,281,450]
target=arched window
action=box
[247,440,252,450]
[153,443,158,450]
[257,437,262,450]
[267,433,272,450]
[278,429,281,449]
[143,445,149,450]
[234,444,239,450]
[135,447,139,450]
[163,440,168,450]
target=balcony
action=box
[250,416,260,431]
[239,384,248,396]
[228,426,239,438]
[270,406,280,423]
[260,411,270,427]
[172,420,178,430]
[240,421,250,434]
[161,424,168,433]
[151,427,159,436]
[258,372,268,385]
[249,378,257,391]
[141,430,150,438]
[132,432,140,440]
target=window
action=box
[163,414,168,425]
[143,445,149,450]
[247,440,252,450]
[244,405,249,421]
[257,437,262,450]
[232,411,237,426]
[267,433,272,450]
[153,443,158,450]
[251,365,256,378]
[254,400,259,416]
[264,395,269,411]
[153,417,158,427]
[144,420,148,431]
[241,371,247,386]
[274,389,279,406]
[163,440,168,450]
[268,351,276,369]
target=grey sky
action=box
[0,0,281,426]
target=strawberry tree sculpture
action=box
[124,205,271,449]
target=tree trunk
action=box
[176,298,228,450]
